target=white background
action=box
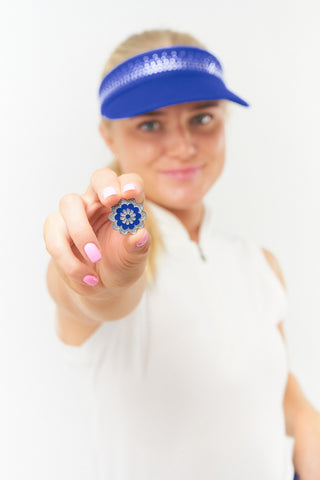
[1,0,319,478]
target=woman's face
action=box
[99,100,227,212]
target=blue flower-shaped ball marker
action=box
[109,198,147,235]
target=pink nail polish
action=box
[136,230,148,247]
[84,243,102,263]
[83,275,98,286]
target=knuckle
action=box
[132,173,144,185]
[122,172,144,189]
[43,212,61,250]
[43,210,58,230]
[120,252,141,270]
[90,169,101,184]
[45,240,63,259]
[43,212,53,238]
[59,193,79,210]
[73,226,90,240]
[90,167,117,185]
[68,264,83,279]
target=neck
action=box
[166,202,205,243]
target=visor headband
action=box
[99,46,224,106]
[98,45,249,119]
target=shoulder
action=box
[218,233,288,293]
[261,247,287,291]
[261,248,288,339]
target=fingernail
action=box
[83,275,99,286]
[123,183,136,192]
[102,186,117,199]
[84,243,102,263]
[136,230,148,247]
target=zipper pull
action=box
[196,242,206,261]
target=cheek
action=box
[197,122,225,157]
[203,137,225,173]
[210,124,225,154]
[120,135,160,167]
[216,131,225,153]
[203,128,226,178]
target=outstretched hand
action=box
[43,167,151,299]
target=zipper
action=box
[196,242,206,261]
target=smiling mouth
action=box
[161,165,202,179]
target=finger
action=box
[96,225,152,290]
[117,173,145,204]
[81,183,101,216]
[90,168,145,209]
[89,167,121,210]
[59,193,103,265]
[44,211,101,291]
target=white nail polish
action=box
[103,186,117,199]
[123,183,136,192]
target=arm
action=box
[43,168,151,347]
[262,248,320,479]
[47,257,147,346]
[262,248,318,435]
[277,323,320,480]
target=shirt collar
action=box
[145,197,212,246]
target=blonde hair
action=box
[100,29,231,285]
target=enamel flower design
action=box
[109,198,147,235]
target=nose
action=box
[165,125,197,159]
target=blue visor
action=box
[98,45,250,119]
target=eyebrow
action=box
[130,101,220,118]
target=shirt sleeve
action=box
[52,313,115,368]
[52,288,148,369]
[254,242,289,326]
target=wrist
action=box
[75,272,147,323]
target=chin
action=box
[146,179,210,208]
[153,193,204,211]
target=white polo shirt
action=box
[56,197,294,480]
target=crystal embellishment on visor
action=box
[109,198,147,235]
[99,46,224,105]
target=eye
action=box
[191,113,213,125]
[138,120,160,132]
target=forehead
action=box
[129,100,223,119]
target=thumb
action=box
[124,228,151,257]
[111,228,151,288]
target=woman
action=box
[43,29,320,479]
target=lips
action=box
[161,165,203,180]
[162,165,202,174]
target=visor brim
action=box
[101,70,250,120]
